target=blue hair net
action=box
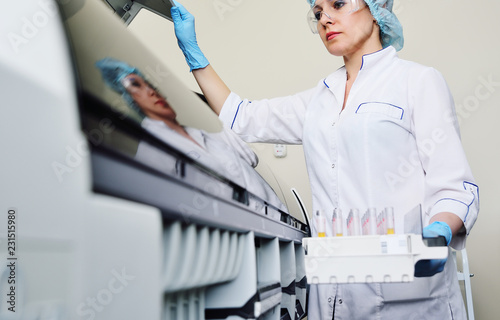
[306,0,404,51]
[364,0,403,51]
[95,57,145,116]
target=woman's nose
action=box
[146,86,156,96]
[320,11,334,25]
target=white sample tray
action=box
[303,234,448,284]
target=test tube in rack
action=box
[332,208,343,237]
[385,207,395,234]
[315,210,326,237]
[352,209,361,236]
[362,208,378,235]
[369,208,377,235]
[346,209,361,236]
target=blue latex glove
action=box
[171,0,209,72]
[414,221,452,277]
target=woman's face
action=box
[122,74,177,121]
[314,0,380,57]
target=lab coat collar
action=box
[323,67,347,103]
[141,116,172,132]
[141,117,207,149]
[184,126,206,149]
[359,45,397,71]
[142,116,161,127]
[322,46,398,99]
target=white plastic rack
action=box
[303,234,448,284]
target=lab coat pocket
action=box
[380,279,431,302]
[352,101,410,148]
[355,102,404,120]
[380,266,449,303]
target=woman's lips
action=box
[155,100,167,106]
[326,32,340,41]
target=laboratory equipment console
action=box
[88,93,310,320]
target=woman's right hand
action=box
[170,0,209,71]
[171,1,231,115]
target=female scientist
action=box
[171,0,479,318]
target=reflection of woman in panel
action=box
[171,0,479,318]
[95,58,286,213]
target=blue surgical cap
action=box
[364,0,403,51]
[306,0,404,51]
[95,57,146,116]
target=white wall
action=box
[129,0,500,318]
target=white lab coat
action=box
[219,46,479,319]
[134,117,287,215]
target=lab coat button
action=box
[328,297,332,303]
[338,299,343,304]
[331,164,335,169]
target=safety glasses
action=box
[121,75,157,95]
[307,0,365,34]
